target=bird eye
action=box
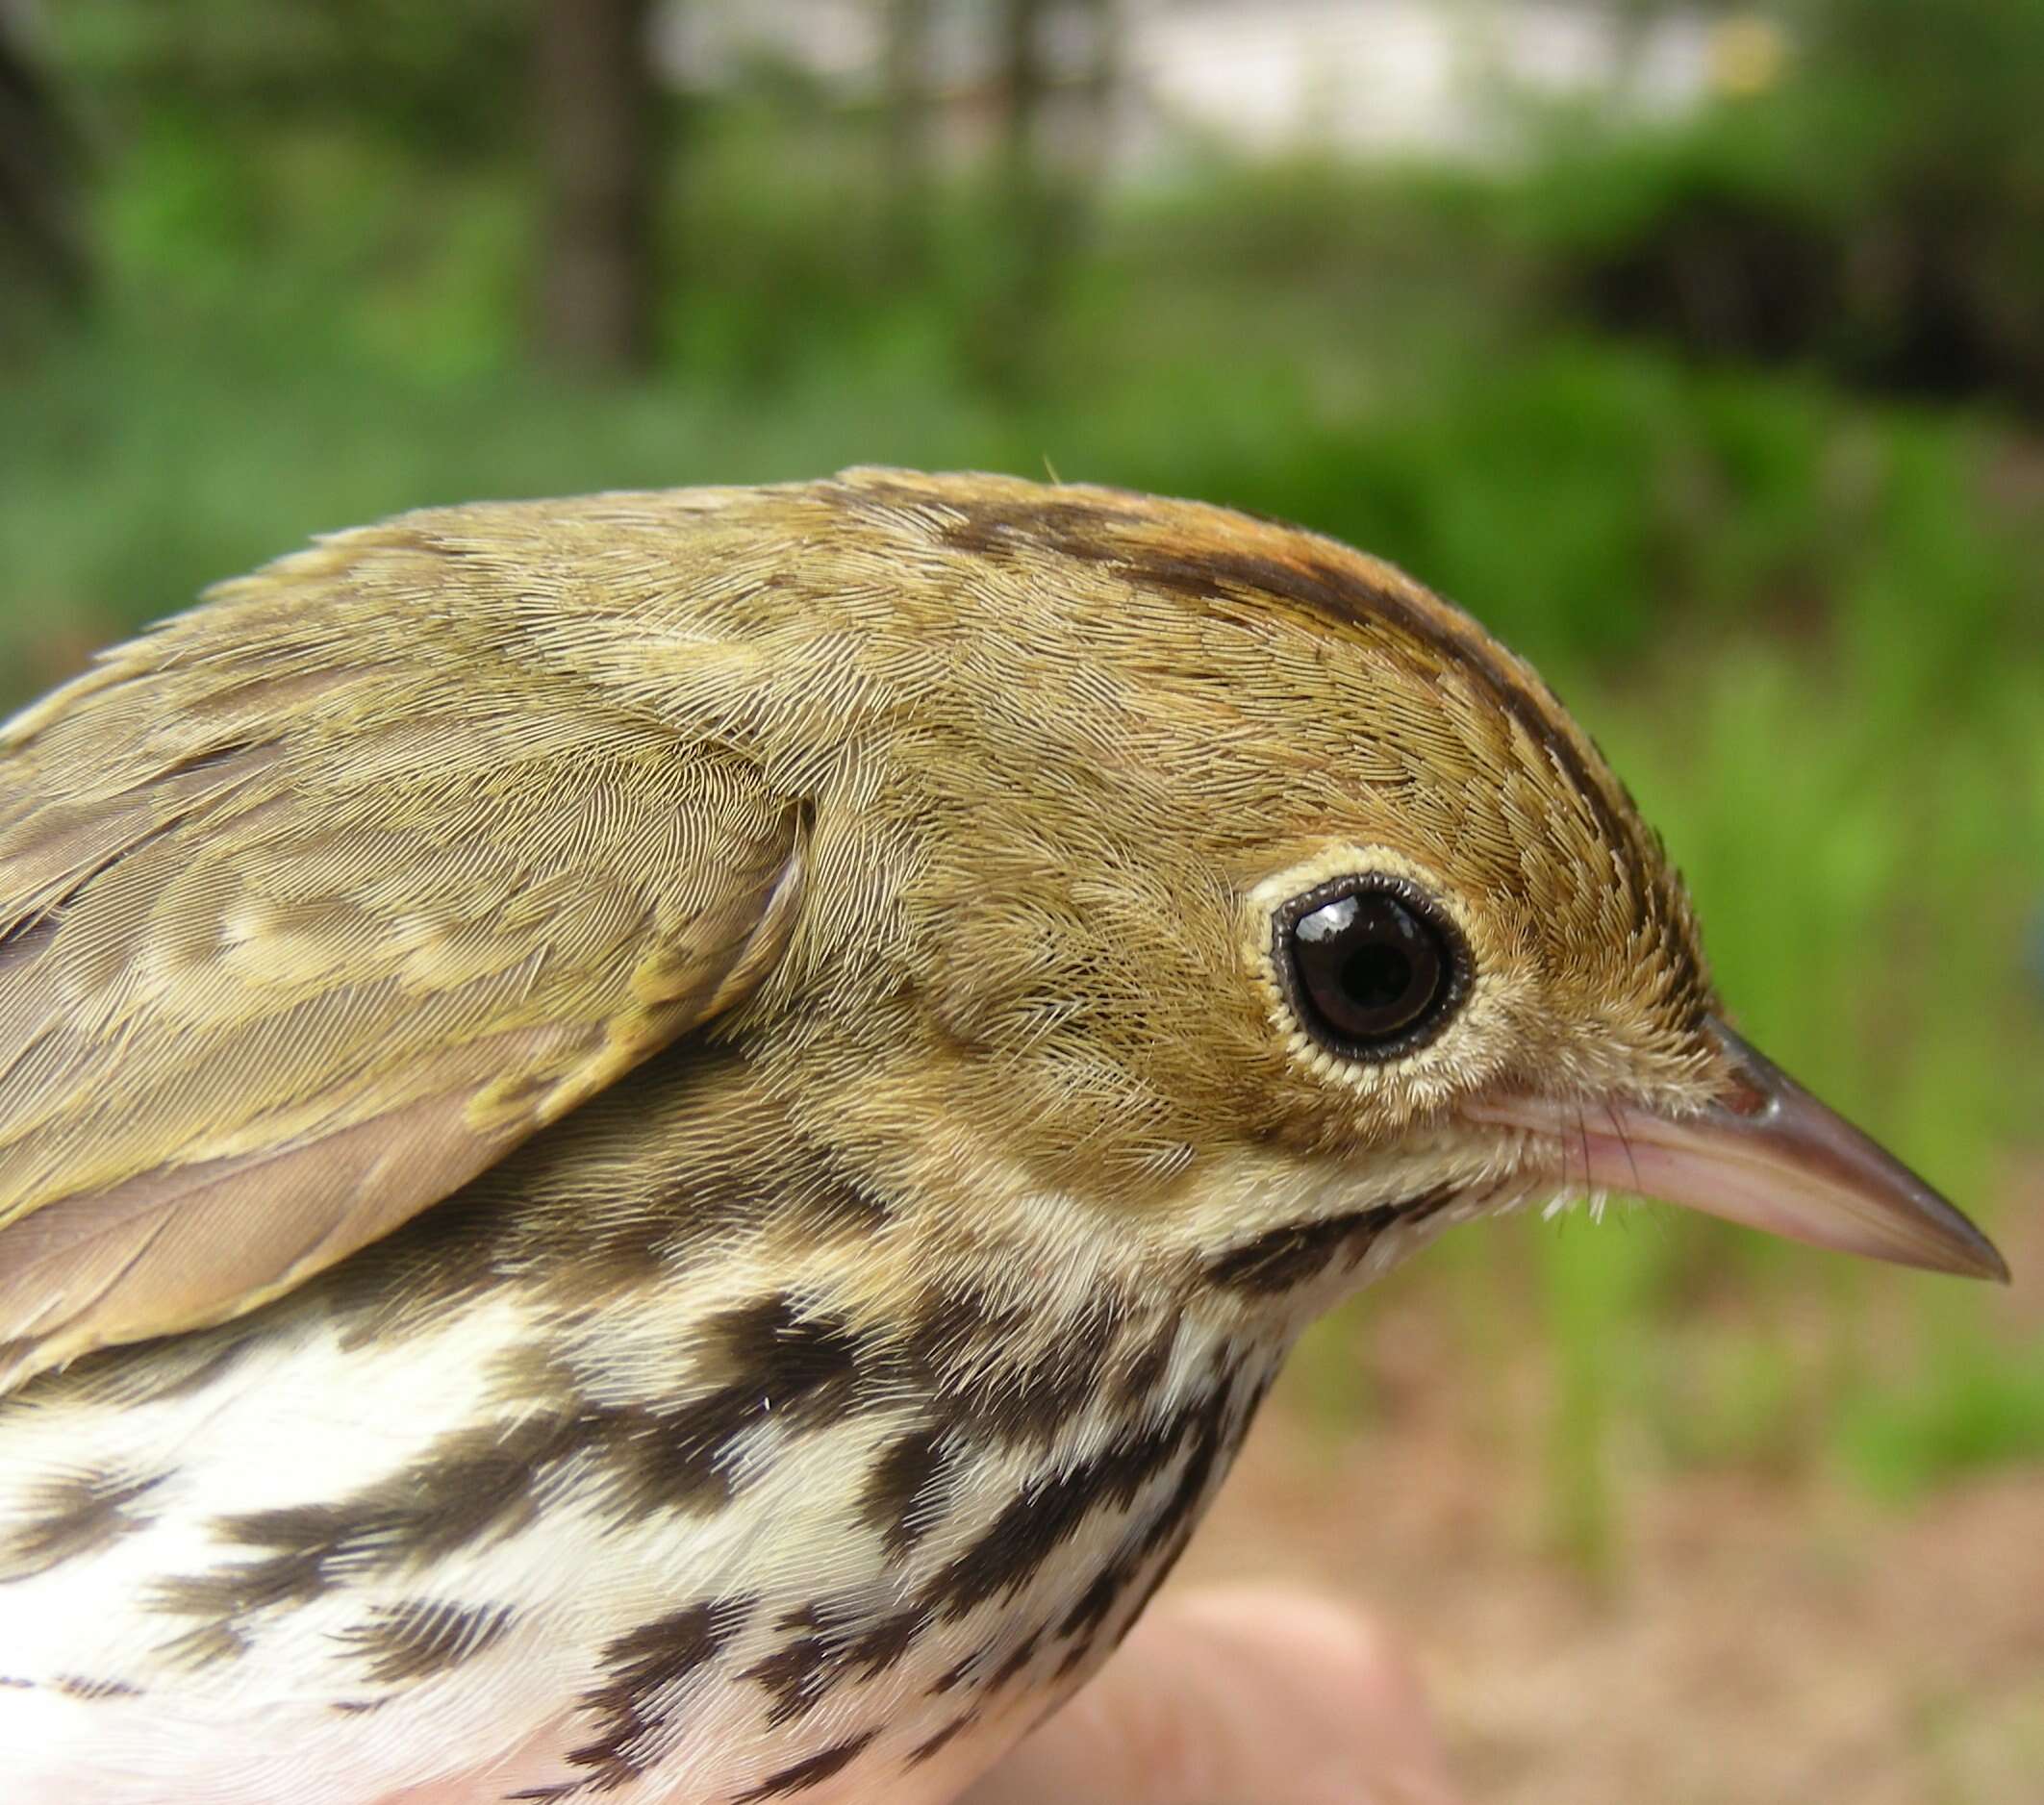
[1274,876,1467,1061]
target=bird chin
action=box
[1458,1019,2008,1284]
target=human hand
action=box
[960,1587,1463,1805]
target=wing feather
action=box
[0,553,805,1389]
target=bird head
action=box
[709,470,2006,1313]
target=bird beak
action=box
[1465,1019,2009,1282]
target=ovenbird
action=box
[0,469,2005,1804]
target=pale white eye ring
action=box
[1272,872,1472,1064]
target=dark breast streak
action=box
[524,1283,1276,1800]
[1200,1184,1456,1294]
[18,1033,1302,1801]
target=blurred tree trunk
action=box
[980,0,1117,388]
[997,0,1048,223]
[1069,0,1120,183]
[0,3,90,322]
[534,0,657,374]
[881,0,933,273]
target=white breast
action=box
[0,1266,1281,1805]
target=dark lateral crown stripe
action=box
[911,483,1710,1017]
[913,483,1628,857]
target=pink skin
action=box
[962,1589,1461,1805]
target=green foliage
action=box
[1508,0,2044,409]
[51,0,529,155]
[1536,1202,1665,1583]
[1837,1341,2044,1502]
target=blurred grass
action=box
[5,87,2041,1573]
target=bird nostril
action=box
[1716,1071,1772,1119]
[1706,1018,1789,1120]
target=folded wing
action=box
[0,550,803,1390]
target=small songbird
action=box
[0,469,2006,1804]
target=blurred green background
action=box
[2,1,2039,1796]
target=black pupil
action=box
[1292,890,1446,1047]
